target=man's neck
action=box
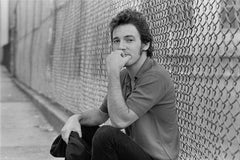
[126,53,147,81]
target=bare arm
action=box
[107,72,138,128]
[78,108,109,126]
[106,50,138,128]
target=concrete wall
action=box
[0,0,9,64]
[1,0,9,46]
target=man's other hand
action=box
[61,114,82,143]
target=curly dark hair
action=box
[109,9,154,57]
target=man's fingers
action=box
[77,130,82,138]
[61,129,70,144]
[112,50,124,56]
[120,52,125,57]
[61,127,82,143]
[122,55,131,62]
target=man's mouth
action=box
[121,52,131,57]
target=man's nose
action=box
[118,41,126,50]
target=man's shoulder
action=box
[144,59,171,79]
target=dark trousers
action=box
[80,125,154,160]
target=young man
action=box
[61,9,179,160]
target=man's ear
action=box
[142,42,150,51]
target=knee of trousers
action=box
[92,125,119,145]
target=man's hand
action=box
[61,114,82,143]
[106,50,131,74]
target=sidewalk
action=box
[0,65,63,160]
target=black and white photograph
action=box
[0,0,239,160]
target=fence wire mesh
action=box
[9,0,240,159]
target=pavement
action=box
[0,65,64,160]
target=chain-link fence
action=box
[9,0,240,159]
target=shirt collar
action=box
[134,57,153,81]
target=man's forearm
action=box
[107,73,133,128]
[76,109,108,126]
[106,51,138,128]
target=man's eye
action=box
[126,39,133,42]
[113,40,120,44]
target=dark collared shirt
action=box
[100,58,179,160]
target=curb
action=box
[13,79,71,133]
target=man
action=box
[61,9,179,160]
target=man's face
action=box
[112,24,145,67]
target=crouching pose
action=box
[59,9,179,160]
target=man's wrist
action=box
[108,71,121,91]
[108,71,120,82]
[107,67,121,75]
[72,114,82,122]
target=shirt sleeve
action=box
[126,72,171,117]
